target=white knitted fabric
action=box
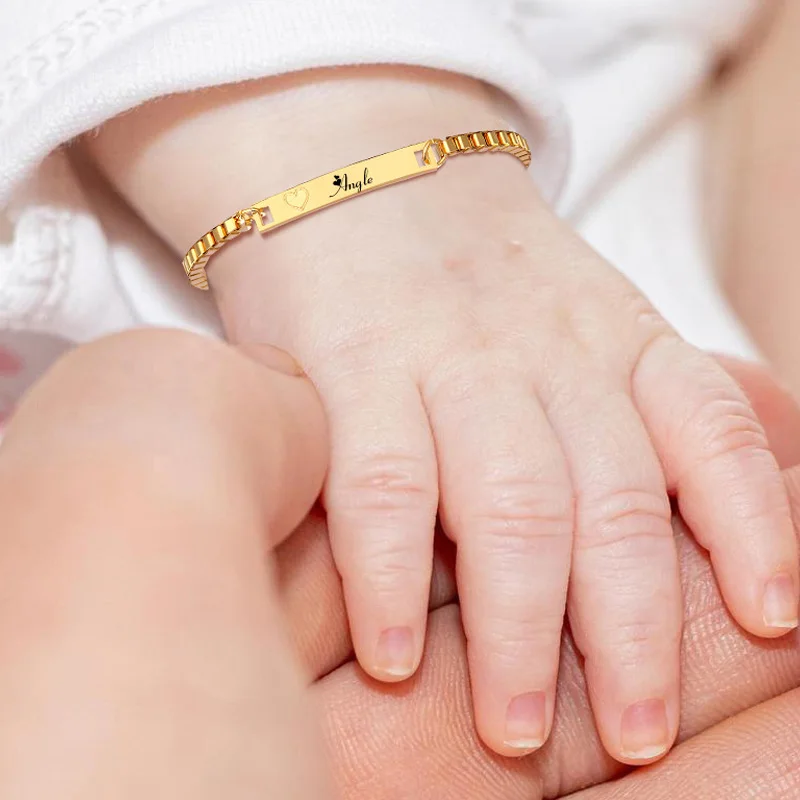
[0,0,763,387]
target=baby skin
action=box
[83,66,799,764]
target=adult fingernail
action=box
[237,343,306,377]
[374,627,416,679]
[620,698,669,761]
[763,573,799,629]
[504,691,546,751]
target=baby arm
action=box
[83,65,798,763]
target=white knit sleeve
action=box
[0,0,570,205]
[0,0,767,348]
[513,0,765,73]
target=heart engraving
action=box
[283,187,310,211]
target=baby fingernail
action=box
[374,627,416,679]
[763,573,799,630]
[504,691,546,751]
[620,698,669,761]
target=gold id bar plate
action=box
[182,130,531,289]
[250,140,442,233]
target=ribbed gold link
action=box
[182,130,531,290]
[432,130,533,169]
[469,132,487,150]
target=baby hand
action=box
[219,157,797,764]
[85,69,799,766]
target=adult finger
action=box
[0,330,332,799]
[571,689,800,799]
[2,331,328,546]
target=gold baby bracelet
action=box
[182,130,532,290]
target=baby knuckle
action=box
[360,551,426,595]
[334,453,436,514]
[687,395,769,462]
[426,355,529,409]
[452,322,514,356]
[318,332,401,380]
[601,619,676,666]
[535,295,612,360]
[480,617,564,660]
[540,300,584,345]
[614,620,661,648]
[624,289,669,332]
[579,488,673,553]
[335,529,427,590]
[630,326,680,379]
[468,479,575,544]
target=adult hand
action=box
[0,330,332,798]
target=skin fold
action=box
[0,330,799,797]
